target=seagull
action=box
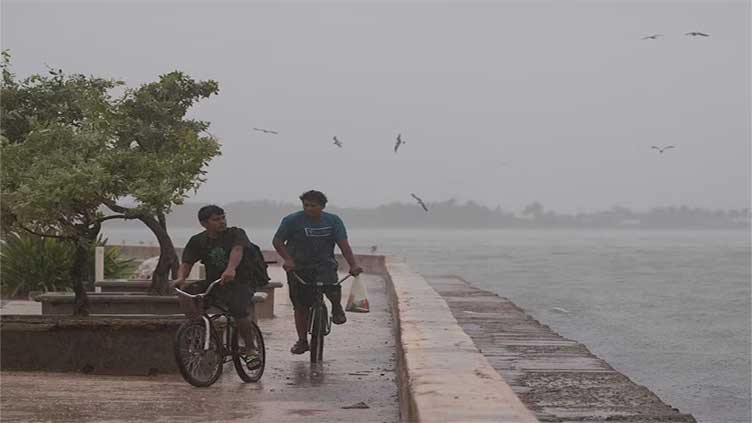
[685,32,710,37]
[651,145,675,154]
[333,136,343,148]
[410,193,429,212]
[252,127,278,135]
[369,245,378,253]
[642,34,663,40]
[394,133,406,153]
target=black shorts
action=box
[287,270,341,310]
[185,279,254,319]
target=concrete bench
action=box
[93,281,283,318]
[35,291,270,320]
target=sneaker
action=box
[238,346,262,370]
[244,351,262,370]
[332,306,347,325]
[290,339,309,355]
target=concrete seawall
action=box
[426,275,698,423]
[383,257,539,422]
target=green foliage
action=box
[1,53,221,228]
[0,231,74,298]
[100,240,137,280]
[1,52,221,299]
[2,124,118,230]
[0,232,136,299]
[110,71,221,216]
[1,51,123,234]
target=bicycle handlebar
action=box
[174,278,222,299]
[291,272,352,287]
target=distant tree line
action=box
[106,199,751,229]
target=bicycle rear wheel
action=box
[232,321,266,382]
[309,304,326,363]
[174,320,223,387]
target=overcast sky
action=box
[2,0,749,213]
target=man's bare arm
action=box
[220,245,243,283]
[336,239,363,276]
[171,262,194,288]
[273,237,295,272]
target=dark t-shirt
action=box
[182,227,259,285]
[273,211,347,282]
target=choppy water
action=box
[103,225,750,423]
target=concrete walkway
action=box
[426,275,697,423]
[0,273,399,423]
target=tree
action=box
[1,53,220,314]
[522,201,544,219]
[1,52,125,314]
[103,71,220,294]
[1,125,126,314]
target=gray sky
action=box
[2,0,750,213]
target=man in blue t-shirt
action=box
[273,190,363,355]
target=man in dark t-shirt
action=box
[273,190,363,355]
[171,205,263,366]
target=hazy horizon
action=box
[2,0,750,214]
[167,197,751,213]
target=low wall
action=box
[0,315,182,375]
[109,246,386,274]
[382,257,539,423]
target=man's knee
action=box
[229,304,250,320]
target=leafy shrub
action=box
[0,231,74,298]
[0,231,136,298]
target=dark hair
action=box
[198,205,225,222]
[299,190,327,207]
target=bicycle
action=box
[291,271,352,363]
[173,279,266,387]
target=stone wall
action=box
[0,315,182,375]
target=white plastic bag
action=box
[346,275,370,313]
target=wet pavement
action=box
[0,273,399,423]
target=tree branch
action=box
[102,199,139,217]
[19,223,74,240]
[97,214,128,224]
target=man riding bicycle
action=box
[272,190,363,355]
[171,205,267,366]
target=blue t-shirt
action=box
[274,211,347,277]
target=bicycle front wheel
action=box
[174,320,223,387]
[232,321,265,382]
[309,305,326,363]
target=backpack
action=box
[248,241,271,288]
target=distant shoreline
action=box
[100,199,750,231]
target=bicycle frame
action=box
[175,279,226,351]
[291,273,351,336]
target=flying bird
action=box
[369,245,378,254]
[252,128,278,135]
[651,145,675,154]
[333,136,343,148]
[641,34,663,40]
[394,134,406,153]
[410,193,429,212]
[685,32,710,37]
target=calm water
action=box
[103,225,751,423]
